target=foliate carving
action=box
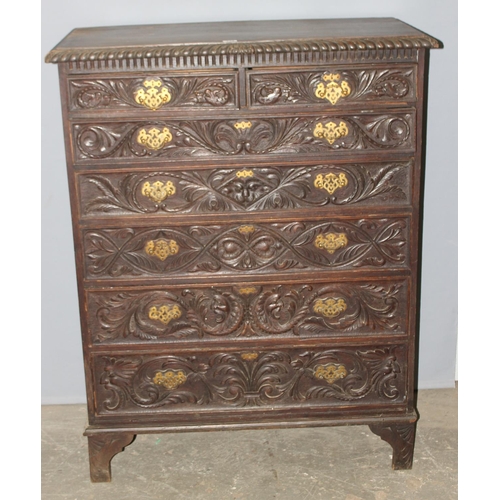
[88,281,407,343]
[80,163,409,216]
[250,67,415,106]
[95,346,405,412]
[73,113,413,161]
[83,219,408,278]
[68,75,236,110]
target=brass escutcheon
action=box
[314,73,351,105]
[241,352,259,361]
[313,363,348,384]
[238,225,255,234]
[134,78,172,110]
[314,172,348,195]
[314,233,348,254]
[236,169,254,178]
[234,120,252,130]
[145,238,179,261]
[313,121,349,145]
[153,370,187,390]
[148,305,182,325]
[313,298,347,318]
[237,287,258,295]
[137,127,173,150]
[141,180,176,203]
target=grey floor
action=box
[42,387,457,500]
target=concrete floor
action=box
[42,388,457,500]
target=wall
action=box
[41,0,458,403]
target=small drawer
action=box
[78,160,412,218]
[67,71,238,112]
[86,278,409,345]
[82,217,410,281]
[93,343,408,417]
[71,112,415,164]
[247,65,417,109]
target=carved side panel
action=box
[94,345,407,414]
[68,74,237,111]
[82,218,409,280]
[72,113,414,162]
[78,162,411,217]
[86,280,408,344]
[249,66,416,107]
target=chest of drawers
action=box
[46,18,440,482]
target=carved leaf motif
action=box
[83,219,408,278]
[74,114,413,161]
[96,347,405,411]
[250,68,414,106]
[69,76,235,110]
[89,281,405,343]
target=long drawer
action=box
[71,111,415,164]
[82,217,410,281]
[85,278,409,346]
[77,160,413,219]
[92,343,408,419]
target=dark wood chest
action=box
[45,18,440,482]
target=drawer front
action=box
[78,161,412,218]
[93,344,408,416]
[82,217,410,280]
[248,65,416,109]
[86,279,409,345]
[68,72,238,112]
[72,112,415,163]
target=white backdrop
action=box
[41,0,457,403]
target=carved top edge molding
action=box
[45,37,439,64]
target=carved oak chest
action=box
[45,18,440,482]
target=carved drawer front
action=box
[93,344,408,417]
[78,160,412,218]
[86,279,409,345]
[82,217,410,280]
[72,111,415,163]
[67,72,238,112]
[248,65,416,109]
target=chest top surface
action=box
[45,18,441,64]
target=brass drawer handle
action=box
[314,232,348,254]
[313,121,349,145]
[134,78,172,110]
[144,238,179,261]
[141,180,176,203]
[314,172,348,195]
[153,370,187,390]
[314,73,351,105]
[314,363,348,384]
[137,127,173,150]
[313,298,347,318]
[148,305,182,325]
